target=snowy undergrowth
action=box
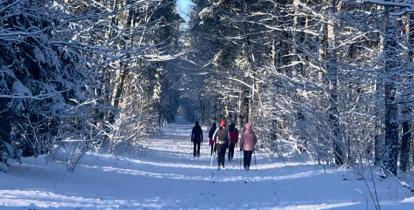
[0,122,413,210]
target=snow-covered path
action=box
[0,119,413,209]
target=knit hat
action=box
[220,119,226,127]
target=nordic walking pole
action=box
[210,128,218,168]
[210,145,214,167]
[210,142,215,167]
[239,149,242,169]
[253,149,257,170]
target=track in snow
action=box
[0,118,413,209]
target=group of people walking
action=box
[191,119,257,170]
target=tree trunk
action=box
[292,0,305,77]
[400,13,414,172]
[242,89,250,125]
[375,41,385,165]
[400,119,411,172]
[237,91,243,128]
[112,4,135,111]
[383,7,399,175]
[326,0,344,165]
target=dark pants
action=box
[243,150,253,170]
[217,143,227,168]
[210,144,215,155]
[228,143,235,161]
[193,141,201,157]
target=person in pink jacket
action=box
[239,123,257,170]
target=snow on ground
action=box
[0,117,413,209]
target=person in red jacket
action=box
[240,123,257,170]
[228,122,238,161]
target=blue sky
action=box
[176,0,194,22]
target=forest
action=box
[1,0,414,178]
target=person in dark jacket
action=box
[208,122,217,155]
[213,119,229,169]
[228,122,239,161]
[191,121,203,157]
